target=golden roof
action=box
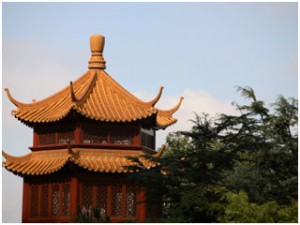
[5,34,183,129]
[2,147,165,176]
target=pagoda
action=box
[3,34,183,223]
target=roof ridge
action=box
[101,70,159,109]
[71,70,98,106]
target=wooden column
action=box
[75,124,81,144]
[153,130,156,150]
[22,181,30,222]
[70,176,79,218]
[133,125,141,145]
[33,130,39,146]
[136,187,147,222]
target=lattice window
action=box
[110,132,133,145]
[111,184,123,217]
[51,184,60,216]
[41,185,49,217]
[126,185,137,217]
[39,133,56,145]
[62,184,71,216]
[83,129,107,144]
[29,182,72,219]
[58,131,75,144]
[141,128,155,149]
[96,184,107,212]
[30,185,39,217]
[82,184,93,209]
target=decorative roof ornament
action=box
[88,34,106,69]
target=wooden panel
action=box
[92,185,97,208]
[30,185,39,217]
[121,184,126,217]
[126,184,137,217]
[41,185,49,217]
[51,184,60,216]
[96,184,108,212]
[106,184,112,216]
[48,184,52,219]
[62,183,71,216]
[111,184,122,217]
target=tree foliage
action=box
[127,86,298,222]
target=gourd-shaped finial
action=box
[88,34,106,69]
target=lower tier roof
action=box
[2,147,164,176]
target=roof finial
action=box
[88,34,106,70]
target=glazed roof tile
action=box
[2,147,163,176]
[6,70,181,128]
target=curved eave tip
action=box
[154,145,166,158]
[2,150,10,161]
[147,86,164,107]
[162,96,184,116]
[173,96,184,113]
[4,88,24,107]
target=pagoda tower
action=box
[3,34,183,223]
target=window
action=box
[41,185,49,216]
[141,128,155,149]
[82,184,93,209]
[81,124,134,145]
[80,183,137,218]
[111,184,123,217]
[58,131,75,144]
[39,133,56,145]
[30,185,39,217]
[126,185,137,217]
[36,125,75,146]
[83,129,107,144]
[29,182,71,218]
[96,185,108,213]
[52,184,60,216]
[38,131,75,145]
[110,131,133,145]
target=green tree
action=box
[222,87,298,204]
[219,191,298,223]
[127,86,298,222]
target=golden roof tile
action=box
[2,148,157,176]
[5,34,183,129]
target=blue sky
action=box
[2,2,298,222]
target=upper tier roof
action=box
[5,34,183,129]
